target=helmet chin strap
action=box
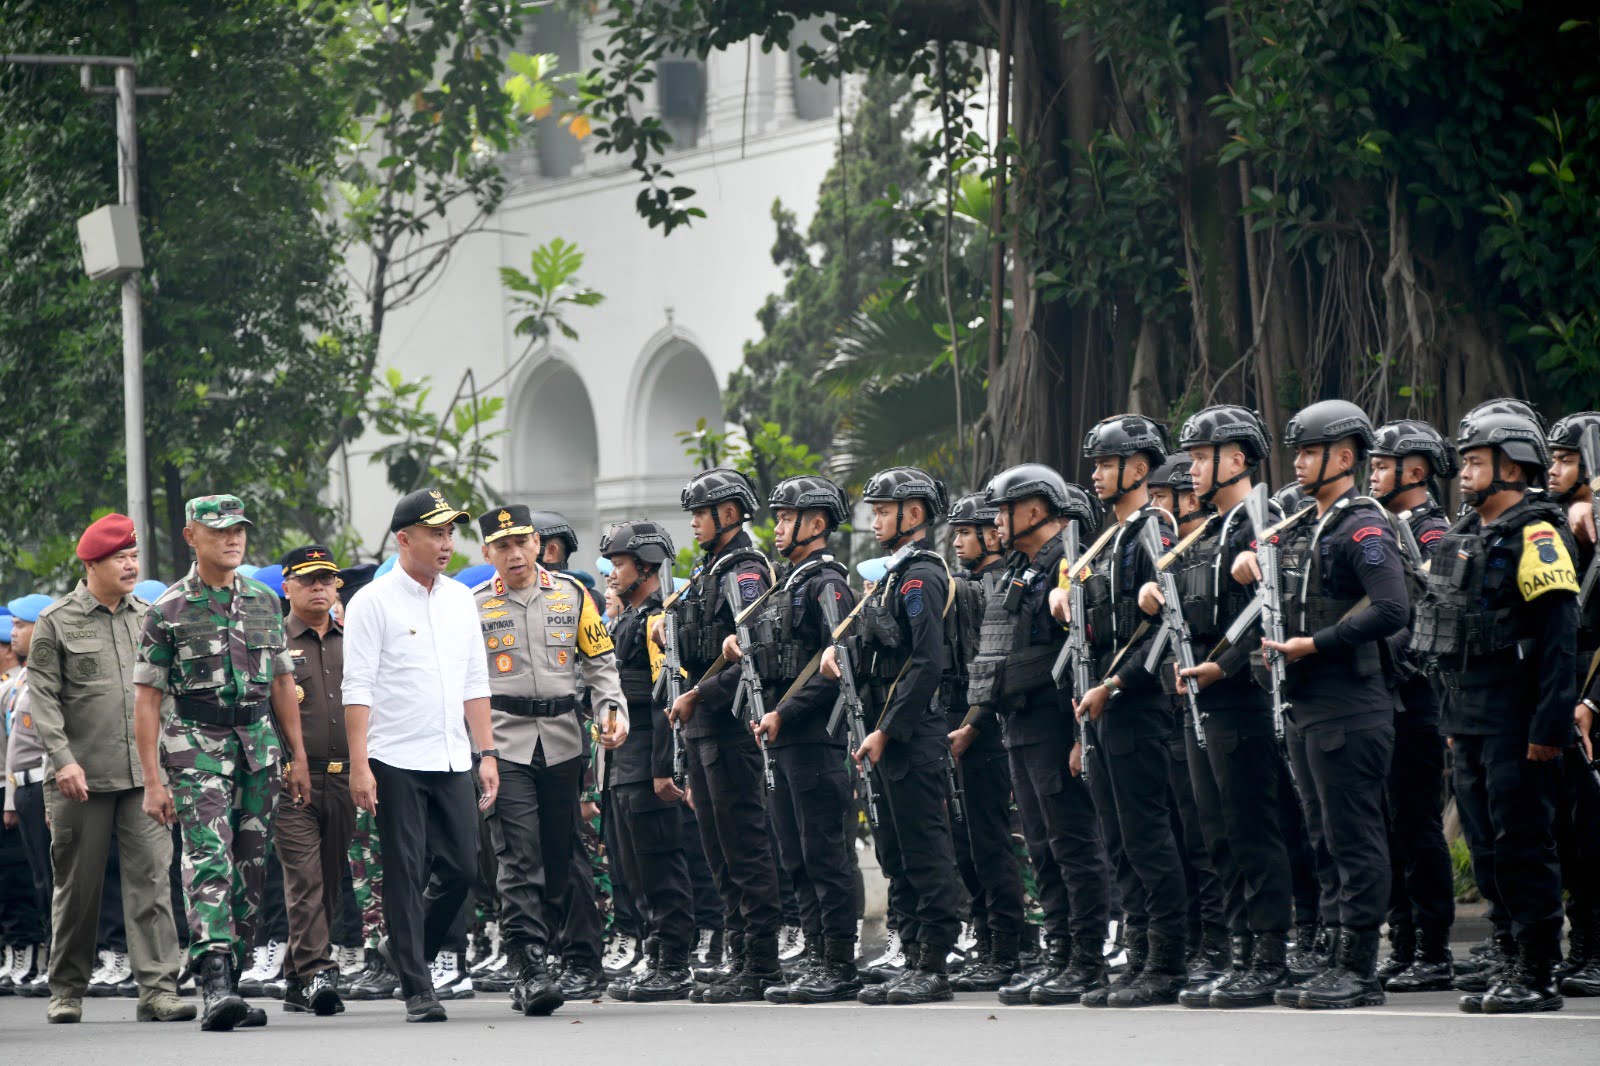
[1000,501,1052,552]
[1201,448,1251,506]
[884,499,931,548]
[1301,446,1357,495]
[701,503,744,553]
[617,560,658,602]
[1465,450,1526,507]
[1103,455,1148,504]
[781,511,831,558]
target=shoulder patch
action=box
[1517,522,1579,601]
[1420,529,1443,545]
[902,577,925,619]
[1352,526,1383,542]
[737,572,763,604]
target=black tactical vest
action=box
[747,556,848,685]
[1080,514,1154,675]
[613,601,658,709]
[859,547,952,687]
[675,546,770,671]
[1278,502,1381,679]
[1411,511,1534,685]
[965,540,1064,709]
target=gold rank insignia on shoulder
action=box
[481,610,509,620]
[493,576,506,595]
[482,597,506,608]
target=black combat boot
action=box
[554,958,605,1001]
[1109,932,1186,1007]
[788,938,863,1004]
[1279,926,1338,1005]
[1285,921,1328,982]
[1561,923,1600,998]
[1453,933,1514,993]
[859,944,915,1005]
[691,932,742,1001]
[198,953,248,1032]
[1000,936,1067,1005]
[1181,933,1249,1008]
[228,956,268,1028]
[348,947,400,1000]
[1211,934,1289,1008]
[1176,927,1232,1007]
[1081,929,1145,1008]
[955,928,1019,992]
[609,941,656,1002]
[1555,921,1589,982]
[887,942,953,1005]
[1030,939,1106,1006]
[1482,943,1564,1014]
[1387,924,1453,992]
[1296,928,1384,1010]
[1376,921,1415,984]
[630,943,694,1003]
[509,943,563,1016]
[765,940,824,1004]
[701,934,782,1003]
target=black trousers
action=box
[370,760,478,998]
[604,794,645,940]
[1451,733,1563,955]
[680,805,724,932]
[1285,719,1394,932]
[1098,708,1188,943]
[1201,714,1293,936]
[97,836,126,952]
[1385,712,1455,937]
[12,781,52,942]
[952,742,1027,939]
[1556,745,1600,934]
[684,733,780,941]
[1165,725,1227,935]
[0,816,42,944]
[486,748,582,951]
[768,743,857,943]
[1008,731,1109,947]
[610,782,695,956]
[558,812,605,967]
[1085,718,1139,931]
[874,744,962,954]
[1278,759,1321,928]
[1184,719,1246,935]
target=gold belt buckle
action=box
[327,761,344,773]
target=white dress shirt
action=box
[342,566,490,772]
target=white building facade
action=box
[335,12,847,561]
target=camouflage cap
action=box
[185,494,253,529]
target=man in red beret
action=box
[27,513,193,1024]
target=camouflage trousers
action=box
[581,803,613,934]
[348,808,384,949]
[169,757,281,968]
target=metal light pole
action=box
[1,54,169,576]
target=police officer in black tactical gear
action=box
[943,492,1028,993]
[1146,407,1295,1011]
[739,475,863,1005]
[1367,419,1459,993]
[1233,399,1409,1011]
[1146,457,1231,984]
[658,468,784,1003]
[824,467,964,1005]
[1546,411,1600,998]
[958,467,1109,1006]
[599,520,697,1003]
[1068,416,1190,1008]
[1412,408,1575,1014]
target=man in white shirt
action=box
[343,488,499,1024]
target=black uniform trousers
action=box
[1164,719,1227,936]
[605,796,645,941]
[486,745,583,952]
[951,740,1027,940]
[873,742,962,954]
[1451,733,1564,955]
[1183,719,1246,936]
[12,781,52,943]
[1384,693,1455,939]
[369,760,479,998]
[1285,717,1394,932]
[1278,762,1321,928]
[609,782,694,956]
[558,816,604,967]
[1008,727,1109,948]
[1200,709,1292,936]
[1097,702,1188,944]
[1085,717,1140,933]
[680,805,724,933]
[768,743,857,944]
[684,732,781,940]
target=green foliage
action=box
[1450,835,1480,904]
[675,417,822,554]
[500,238,605,345]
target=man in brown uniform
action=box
[274,545,355,1017]
[26,513,193,1023]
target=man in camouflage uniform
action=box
[133,495,310,1032]
[343,809,396,998]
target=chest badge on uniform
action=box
[21,714,33,730]
[481,610,509,620]
[495,653,513,673]
[487,636,501,650]
[295,684,306,704]
[557,649,569,666]
[502,634,516,647]
[482,598,506,609]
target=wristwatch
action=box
[477,748,501,760]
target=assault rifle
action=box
[652,609,688,789]
[820,589,880,828]
[1140,517,1206,749]
[1579,424,1600,610]
[725,573,776,792]
[1242,483,1292,742]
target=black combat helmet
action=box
[1282,399,1377,493]
[1274,481,1314,515]
[598,519,675,566]
[983,463,1096,549]
[680,467,761,547]
[861,466,948,545]
[1083,414,1171,502]
[768,475,850,557]
[1179,405,1270,504]
[529,510,579,560]
[948,492,1000,528]
[1465,397,1545,434]
[1547,411,1600,501]
[1369,418,1457,505]
[1148,455,1195,494]
[1456,408,1549,503]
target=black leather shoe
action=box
[308,969,343,1017]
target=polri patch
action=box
[902,577,925,618]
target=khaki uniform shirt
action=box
[26,582,148,792]
[474,566,626,766]
[287,613,346,765]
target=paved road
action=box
[3,988,1593,1065]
